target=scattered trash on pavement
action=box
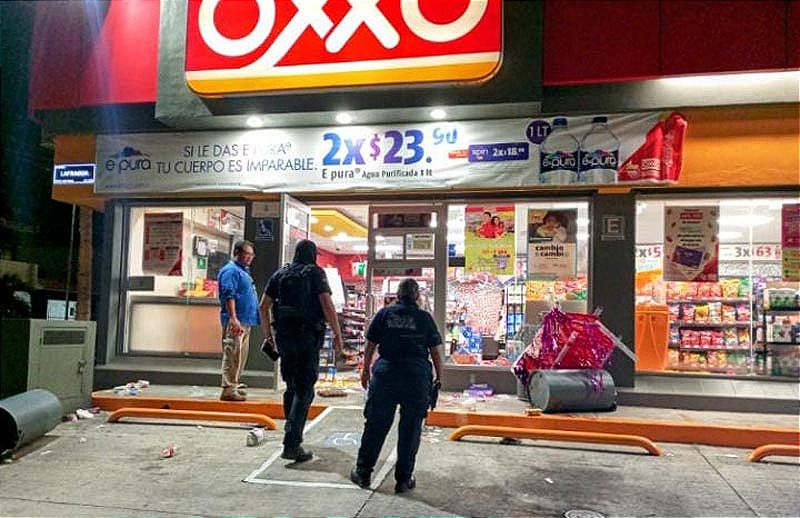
[79,437,87,443]
[545,477,554,484]
[161,444,176,458]
[75,409,95,419]
[95,424,105,429]
[500,437,522,445]
[40,450,52,456]
[246,427,268,446]
[723,454,739,458]
[317,387,347,397]
[63,413,78,422]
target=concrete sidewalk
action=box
[1,385,798,518]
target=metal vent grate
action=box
[42,329,86,345]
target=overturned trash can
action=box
[528,369,616,413]
[0,389,63,452]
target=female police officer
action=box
[350,278,443,493]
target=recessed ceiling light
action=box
[336,112,352,124]
[310,216,319,224]
[323,224,334,232]
[430,108,446,120]
[246,116,263,128]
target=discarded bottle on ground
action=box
[246,427,267,447]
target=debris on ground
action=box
[545,477,554,484]
[317,388,347,397]
[161,444,176,458]
[63,413,78,422]
[113,380,150,396]
[500,437,522,445]
[75,409,95,419]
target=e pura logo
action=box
[184,0,502,95]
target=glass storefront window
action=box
[445,200,590,367]
[635,196,799,378]
[123,204,245,356]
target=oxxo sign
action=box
[185,0,502,95]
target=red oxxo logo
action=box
[185,0,502,95]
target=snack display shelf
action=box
[670,322,753,328]
[668,298,750,304]
[671,365,750,374]
[669,344,751,351]
[763,308,800,313]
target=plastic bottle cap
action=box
[552,117,568,127]
[591,116,608,124]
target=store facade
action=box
[31,1,799,407]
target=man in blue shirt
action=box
[217,240,260,401]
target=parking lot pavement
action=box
[1,396,798,518]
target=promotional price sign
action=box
[94,112,684,194]
[143,213,183,276]
[782,204,800,281]
[185,0,503,95]
[464,205,515,275]
[528,209,577,280]
[663,207,719,282]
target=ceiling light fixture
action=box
[245,116,263,128]
[310,216,319,224]
[323,224,334,232]
[430,108,446,120]
[335,112,352,124]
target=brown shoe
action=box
[220,389,246,401]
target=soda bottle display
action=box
[539,117,579,184]
[579,116,620,184]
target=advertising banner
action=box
[143,213,183,276]
[663,207,719,282]
[94,112,686,194]
[464,205,515,275]
[781,204,800,281]
[527,209,577,280]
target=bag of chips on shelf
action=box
[721,279,740,299]
[700,331,712,347]
[681,304,696,323]
[735,303,750,322]
[722,304,736,323]
[711,330,724,347]
[695,304,710,323]
[708,302,722,323]
[724,328,738,347]
[737,328,750,346]
[668,304,681,322]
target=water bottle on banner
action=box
[579,116,620,184]
[539,117,579,184]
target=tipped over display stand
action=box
[513,307,636,412]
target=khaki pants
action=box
[221,324,251,389]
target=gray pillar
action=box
[589,193,636,387]
[244,201,283,382]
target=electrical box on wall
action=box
[0,319,96,412]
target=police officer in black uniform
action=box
[350,278,443,493]
[260,240,343,463]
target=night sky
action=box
[1,2,73,287]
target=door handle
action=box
[77,359,87,373]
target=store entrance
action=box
[365,205,448,330]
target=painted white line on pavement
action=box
[370,449,397,490]
[245,479,363,490]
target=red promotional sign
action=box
[185,0,503,96]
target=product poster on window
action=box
[143,212,183,276]
[781,204,800,281]
[527,209,578,280]
[663,207,719,282]
[464,205,515,275]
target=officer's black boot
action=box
[350,467,371,489]
[281,445,313,463]
[394,475,416,494]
